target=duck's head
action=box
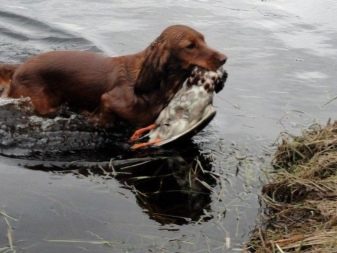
[186,66,227,93]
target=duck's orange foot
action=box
[129,124,157,142]
[130,138,161,150]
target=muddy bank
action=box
[247,121,337,252]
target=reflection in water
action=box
[21,144,216,225]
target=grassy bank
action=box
[246,120,337,252]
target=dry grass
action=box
[273,120,337,169]
[0,209,17,253]
[246,121,337,253]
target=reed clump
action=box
[246,121,337,252]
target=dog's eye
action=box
[186,43,196,49]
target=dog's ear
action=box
[134,38,170,95]
[158,49,169,74]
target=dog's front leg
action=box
[81,91,120,128]
[83,109,115,128]
[91,89,135,128]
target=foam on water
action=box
[0,98,129,157]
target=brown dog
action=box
[0,25,226,127]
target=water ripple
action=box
[0,9,102,62]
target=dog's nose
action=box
[218,53,227,65]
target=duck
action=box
[129,66,227,149]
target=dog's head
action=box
[154,25,227,72]
[135,25,227,95]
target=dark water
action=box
[1,0,337,252]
